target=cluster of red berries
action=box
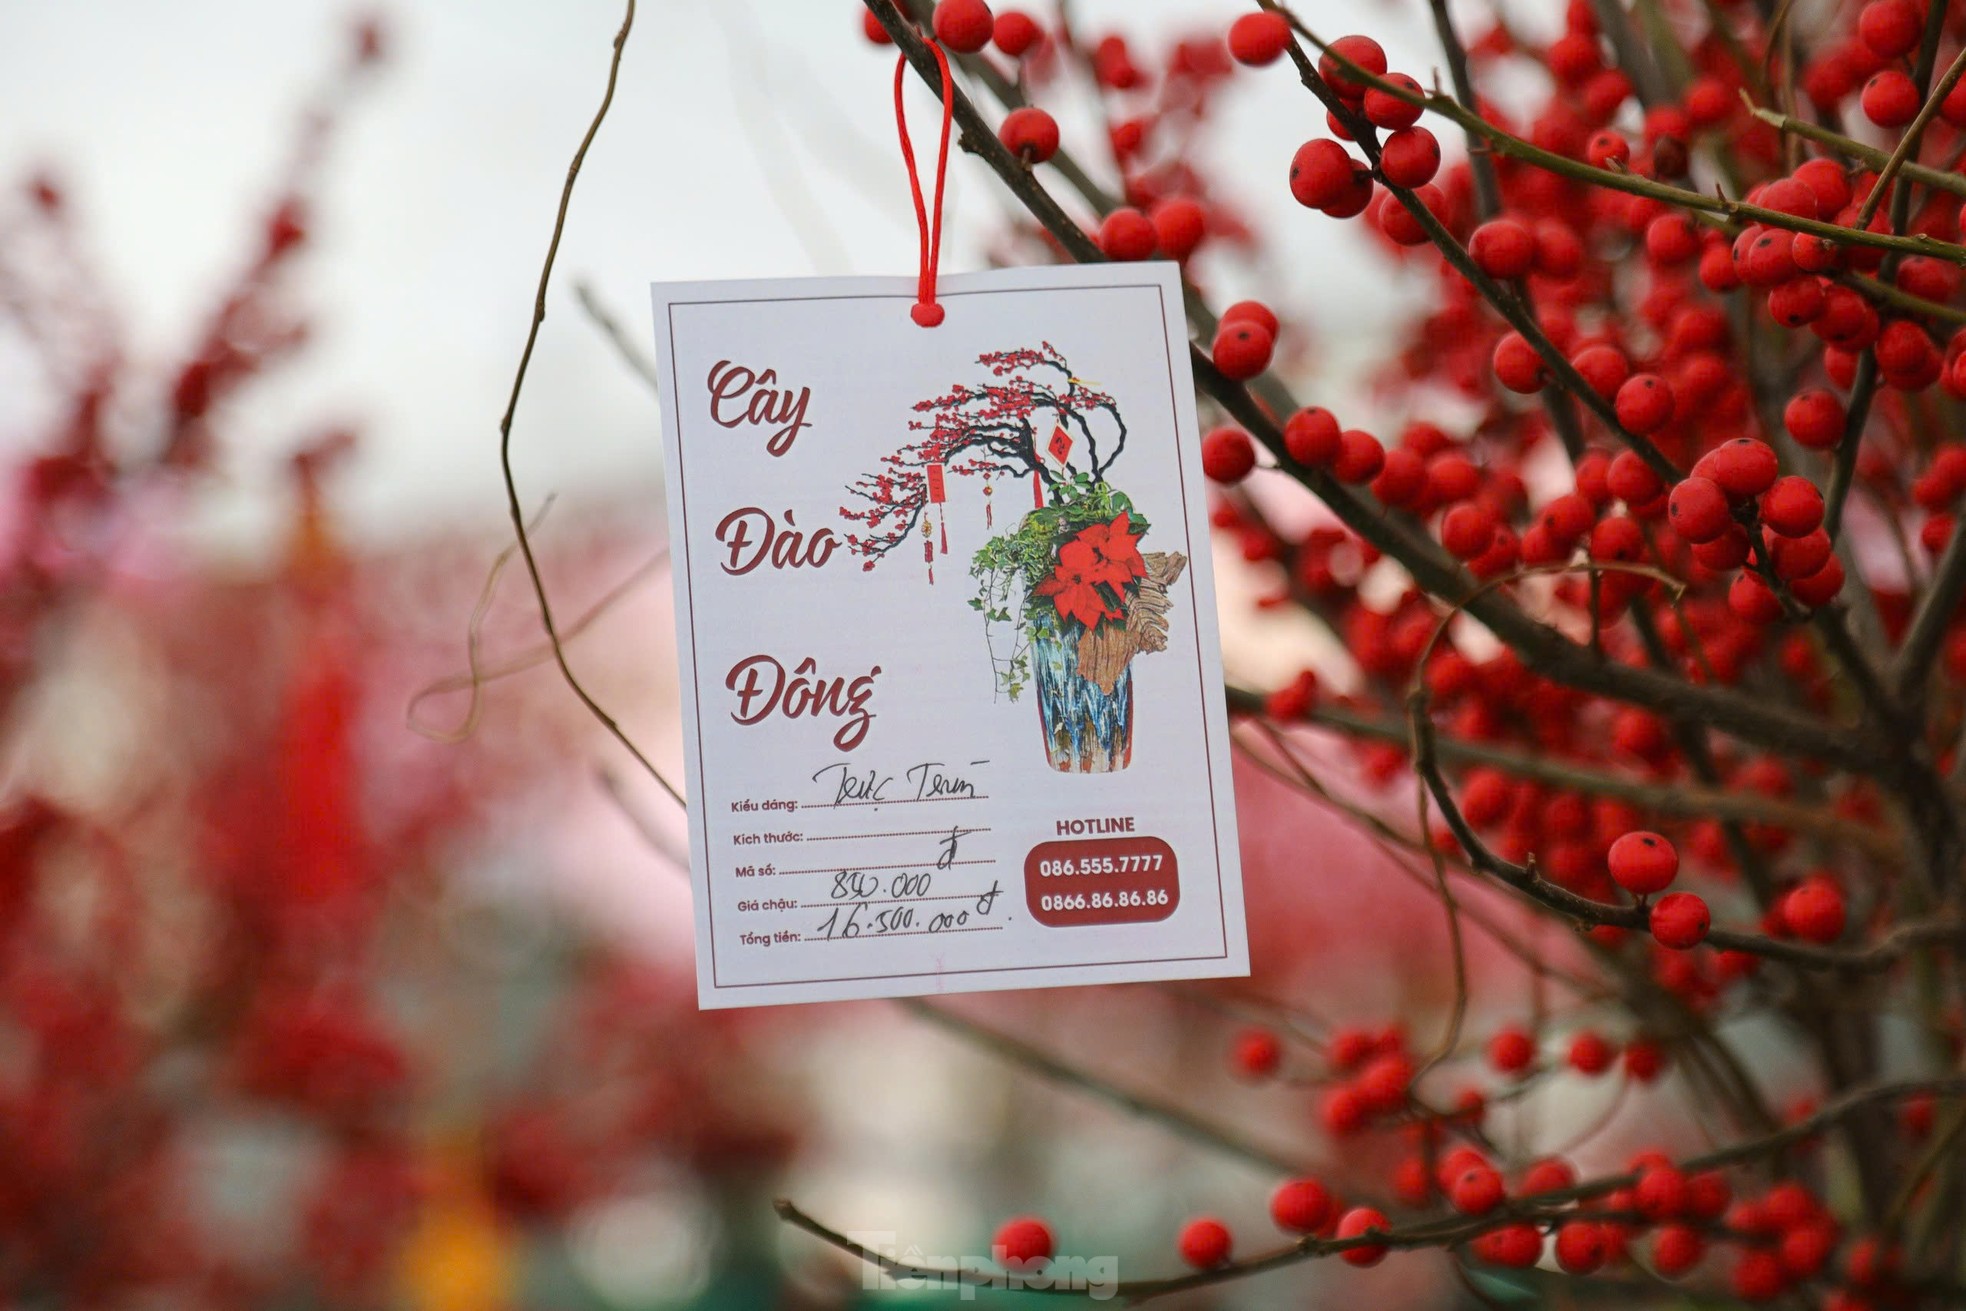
[855,0,1966,1302]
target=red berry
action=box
[1540,491,1597,544]
[1270,1178,1337,1234]
[1646,213,1701,265]
[1488,1026,1535,1074]
[1608,831,1678,895]
[1614,374,1675,435]
[1733,1249,1788,1302]
[1202,426,1258,483]
[1848,1235,1901,1286]
[999,107,1060,163]
[1772,528,1833,580]
[1290,139,1359,209]
[1730,570,1785,624]
[1097,207,1157,260]
[1473,1223,1543,1268]
[1685,1170,1732,1220]
[1625,1038,1668,1081]
[1779,1221,1837,1278]
[1862,70,1921,128]
[1652,1224,1706,1277]
[1650,892,1711,949]
[1379,184,1443,246]
[1768,277,1827,328]
[1434,1146,1487,1192]
[1355,1051,1413,1111]
[1493,332,1547,393]
[862,11,894,44]
[1265,670,1318,720]
[1790,554,1845,606]
[1608,449,1665,506]
[1572,344,1631,399]
[995,1217,1054,1269]
[1363,73,1425,129]
[1221,300,1279,336]
[1791,229,1842,275]
[1335,1206,1391,1265]
[1320,1085,1369,1135]
[932,0,995,53]
[1705,438,1780,499]
[1212,323,1274,380]
[1441,502,1497,559]
[1586,131,1631,168]
[1668,476,1733,543]
[1384,454,1431,511]
[1177,1217,1232,1268]
[1469,218,1536,279]
[1450,1165,1506,1215]
[1785,875,1847,943]
[1151,198,1206,259]
[1859,0,1922,58]
[992,9,1041,57]
[1735,227,1797,287]
[1227,11,1293,66]
[1321,168,1375,218]
[1700,241,1742,290]
[1536,221,1583,276]
[1232,1027,1282,1078]
[1761,476,1825,537]
[1520,1157,1577,1194]
[1333,428,1386,483]
[1379,127,1441,187]
[1685,75,1732,126]
[1759,176,1821,218]
[1319,35,1388,99]
[1568,1030,1616,1075]
[1284,406,1342,466]
[1635,1163,1690,1219]
[1796,158,1852,214]
[1554,1221,1606,1274]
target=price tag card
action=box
[650,263,1246,1008]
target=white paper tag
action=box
[649,263,1246,1008]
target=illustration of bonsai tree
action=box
[841,343,1185,772]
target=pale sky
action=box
[0,0,1449,554]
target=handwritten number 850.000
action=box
[1039,889,1170,912]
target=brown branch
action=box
[493,0,683,809]
[1746,101,1966,201]
[777,1076,1966,1303]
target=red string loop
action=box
[893,44,954,328]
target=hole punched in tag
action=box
[893,41,953,327]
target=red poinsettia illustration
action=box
[1076,513,1147,588]
[1034,514,1147,631]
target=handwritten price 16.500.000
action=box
[813,882,1004,941]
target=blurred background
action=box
[0,1,1635,1306]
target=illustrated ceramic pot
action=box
[1031,626,1134,772]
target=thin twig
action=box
[493,0,684,809]
[895,999,1311,1176]
[572,279,661,394]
